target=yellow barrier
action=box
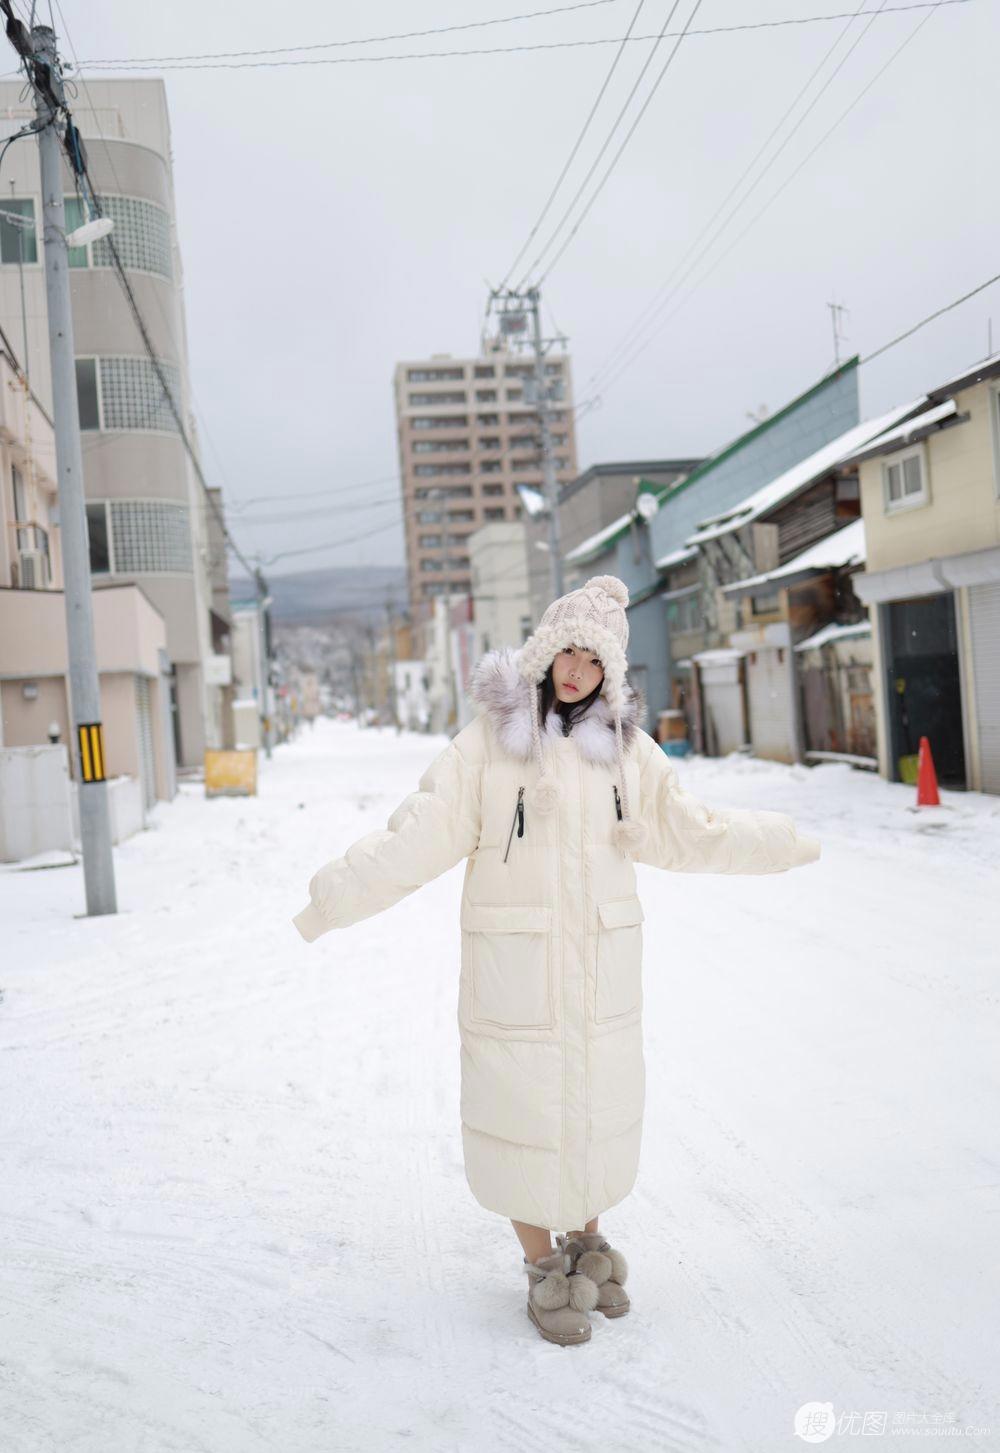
[204,748,258,797]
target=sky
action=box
[48,0,1000,574]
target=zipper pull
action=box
[613,784,623,821]
[504,785,525,863]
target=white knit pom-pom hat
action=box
[518,573,647,856]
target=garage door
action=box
[969,582,1000,793]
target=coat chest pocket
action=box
[461,902,553,1030]
[595,896,644,1022]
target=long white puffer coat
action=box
[293,646,821,1231]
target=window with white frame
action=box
[882,445,927,512]
[76,356,182,433]
[64,193,173,278]
[86,499,192,573]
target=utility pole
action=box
[486,284,565,600]
[14,19,117,914]
[253,564,272,759]
[385,593,400,734]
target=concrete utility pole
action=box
[253,564,273,759]
[30,24,117,914]
[527,287,565,600]
[486,283,565,601]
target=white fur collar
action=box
[467,645,644,767]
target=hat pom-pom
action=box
[613,817,648,857]
[583,575,629,607]
[528,774,562,815]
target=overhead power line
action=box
[585,0,877,393]
[533,0,704,287]
[515,0,685,288]
[76,0,621,65]
[859,271,1000,365]
[66,2,973,70]
[498,0,647,290]
[579,0,947,406]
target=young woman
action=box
[293,575,821,1346]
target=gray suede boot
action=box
[556,1231,630,1317]
[523,1249,599,1345]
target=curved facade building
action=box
[0,76,230,770]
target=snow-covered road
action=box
[2,717,998,1452]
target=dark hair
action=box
[539,653,604,737]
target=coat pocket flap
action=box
[597,897,645,929]
[461,903,552,933]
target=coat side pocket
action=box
[461,902,553,1030]
[594,896,644,1023]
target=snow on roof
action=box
[721,518,866,595]
[684,400,925,548]
[838,399,957,461]
[794,620,872,652]
[564,510,632,564]
[654,544,697,571]
[927,348,1000,399]
[692,646,745,664]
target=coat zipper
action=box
[503,785,525,863]
[613,784,623,821]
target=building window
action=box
[420,559,444,572]
[416,510,443,523]
[407,367,464,382]
[75,358,101,430]
[507,389,523,402]
[484,507,505,520]
[449,508,475,521]
[413,463,471,477]
[882,446,927,512]
[474,365,495,378]
[85,501,111,573]
[477,413,499,426]
[482,483,504,496]
[504,364,533,378]
[65,193,173,278]
[475,389,497,403]
[477,437,501,450]
[78,355,182,433]
[0,198,37,264]
[412,438,469,453]
[110,500,193,573]
[749,588,782,616]
[411,415,468,430]
[446,557,470,570]
[418,533,442,547]
[479,460,502,474]
[408,391,466,406]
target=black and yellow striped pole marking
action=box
[77,722,107,783]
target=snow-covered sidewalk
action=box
[1,717,998,1452]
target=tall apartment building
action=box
[392,346,578,614]
[0,75,231,770]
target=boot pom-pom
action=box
[532,1271,570,1311]
[577,1250,613,1285]
[613,817,648,856]
[567,1272,600,1313]
[605,1248,628,1286]
[528,774,562,815]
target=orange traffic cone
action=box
[916,735,941,807]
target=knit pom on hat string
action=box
[519,574,649,859]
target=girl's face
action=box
[552,643,604,703]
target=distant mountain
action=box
[229,563,409,624]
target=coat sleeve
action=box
[291,732,482,943]
[632,733,821,875]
